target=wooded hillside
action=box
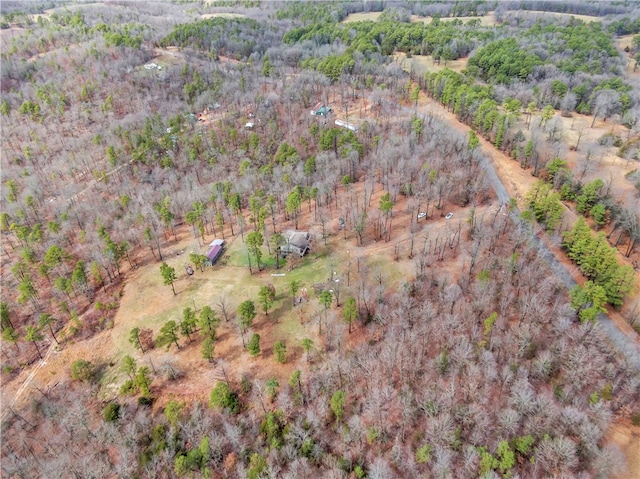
[2,1,640,478]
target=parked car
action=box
[445,212,454,220]
[417,212,426,219]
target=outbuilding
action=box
[205,239,225,266]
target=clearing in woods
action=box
[342,12,497,26]
[618,34,640,78]
[3,178,485,412]
[507,11,601,23]
[200,13,246,19]
[3,15,638,467]
[393,51,469,74]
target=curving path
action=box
[0,341,57,422]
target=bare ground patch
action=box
[608,421,640,479]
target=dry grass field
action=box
[393,51,469,75]
[618,34,640,78]
[341,12,383,23]
[200,12,246,19]
[342,11,497,26]
[512,10,601,23]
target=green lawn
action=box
[105,231,405,394]
[110,236,334,354]
[225,239,279,269]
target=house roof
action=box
[284,230,310,250]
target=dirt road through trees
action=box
[410,94,640,371]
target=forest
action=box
[1,1,640,478]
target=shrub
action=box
[601,383,613,401]
[330,390,346,423]
[274,341,287,363]
[120,379,136,395]
[247,453,267,479]
[416,444,432,464]
[102,402,120,422]
[366,426,380,445]
[210,382,239,414]
[70,359,94,382]
[247,333,260,357]
[301,437,315,458]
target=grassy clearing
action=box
[619,35,635,50]
[109,235,337,358]
[283,248,335,284]
[135,52,184,78]
[102,226,412,399]
[393,52,469,74]
[276,308,307,338]
[343,11,598,27]
[201,13,246,19]
[342,12,382,23]
[224,235,336,288]
[366,253,408,288]
[152,53,185,68]
[515,11,600,23]
[225,236,279,269]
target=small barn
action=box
[280,231,310,257]
[205,239,225,266]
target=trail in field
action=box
[0,341,57,421]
